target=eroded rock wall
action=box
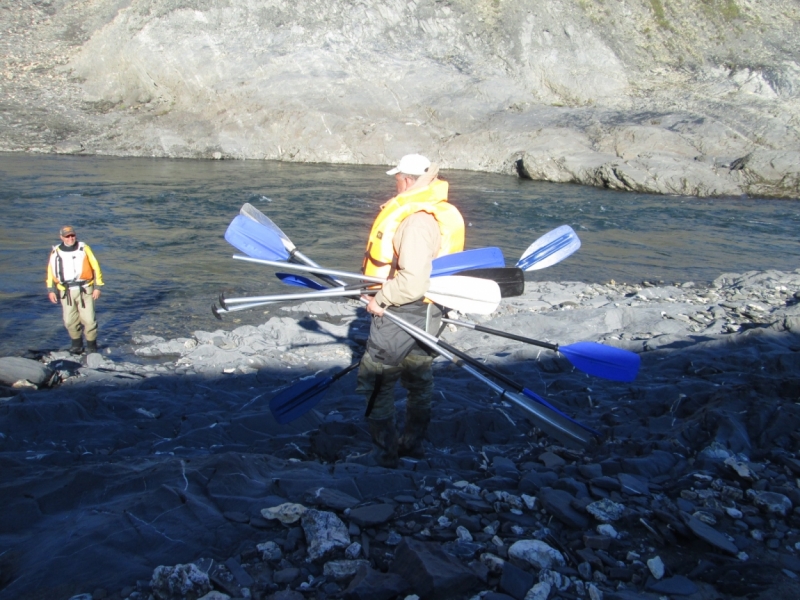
[1,0,798,197]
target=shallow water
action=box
[1,152,798,359]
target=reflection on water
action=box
[0,152,798,358]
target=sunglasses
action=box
[62,234,76,238]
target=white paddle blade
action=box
[517,225,581,271]
[426,275,501,315]
[240,203,297,252]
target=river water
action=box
[1,152,798,360]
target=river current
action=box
[0,153,797,360]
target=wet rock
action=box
[343,564,410,600]
[524,582,552,600]
[301,509,350,560]
[391,537,482,599]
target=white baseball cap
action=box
[386,154,431,176]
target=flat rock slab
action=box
[687,516,739,555]
[348,504,396,527]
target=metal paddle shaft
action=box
[370,302,595,448]
[443,317,640,382]
[221,273,501,315]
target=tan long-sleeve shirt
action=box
[372,211,441,307]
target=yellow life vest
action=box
[362,179,465,278]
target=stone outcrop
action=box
[1,0,799,198]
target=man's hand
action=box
[364,295,385,316]
[92,288,101,300]
[48,292,58,304]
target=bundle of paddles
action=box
[214,159,639,464]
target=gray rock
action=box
[0,357,55,387]
[538,487,590,529]
[348,503,396,527]
[390,537,482,600]
[150,563,211,600]
[301,509,350,561]
[686,516,739,555]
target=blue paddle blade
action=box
[269,375,333,424]
[560,341,640,382]
[276,273,327,290]
[432,247,505,276]
[517,225,581,271]
[225,215,291,260]
[522,388,602,437]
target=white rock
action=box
[509,540,565,570]
[524,581,552,600]
[647,555,665,579]
[261,502,307,524]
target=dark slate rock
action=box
[484,594,518,600]
[621,451,679,479]
[686,516,739,555]
[390,537,482,600]
[450,491,494,512]
[493,456,520,479]
[538,451,566,468]
[518,470,558,494]
[500,561,535,600]
[348,504,396,527]
[554,477,590,499]
[344,565,410,600]
[478,476,520,492]
[538,487,590,529]
[579,463,603,479]
[224,557,254,588]
[618,473,650,496]
[590,476,621,491]
[303,486,361,510]
[646,575,700,595]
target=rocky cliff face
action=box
[2,0,799,198]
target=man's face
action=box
[61,233,77,245]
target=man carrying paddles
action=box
[46,225,104,355]
[355,154,465,468]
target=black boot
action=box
[86,340,98,353]
[69,338,84,355]
[399,406,431,458]
[348,416,399,468]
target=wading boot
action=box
[348,416,399,468]
[86,340,98,353]
[69,338,84,355]
[398,406,431,459]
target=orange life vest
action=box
[362,179,465,279]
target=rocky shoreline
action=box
[1,269,799,600]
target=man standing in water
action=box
[355,154,465,468]
[46,226,104,355]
